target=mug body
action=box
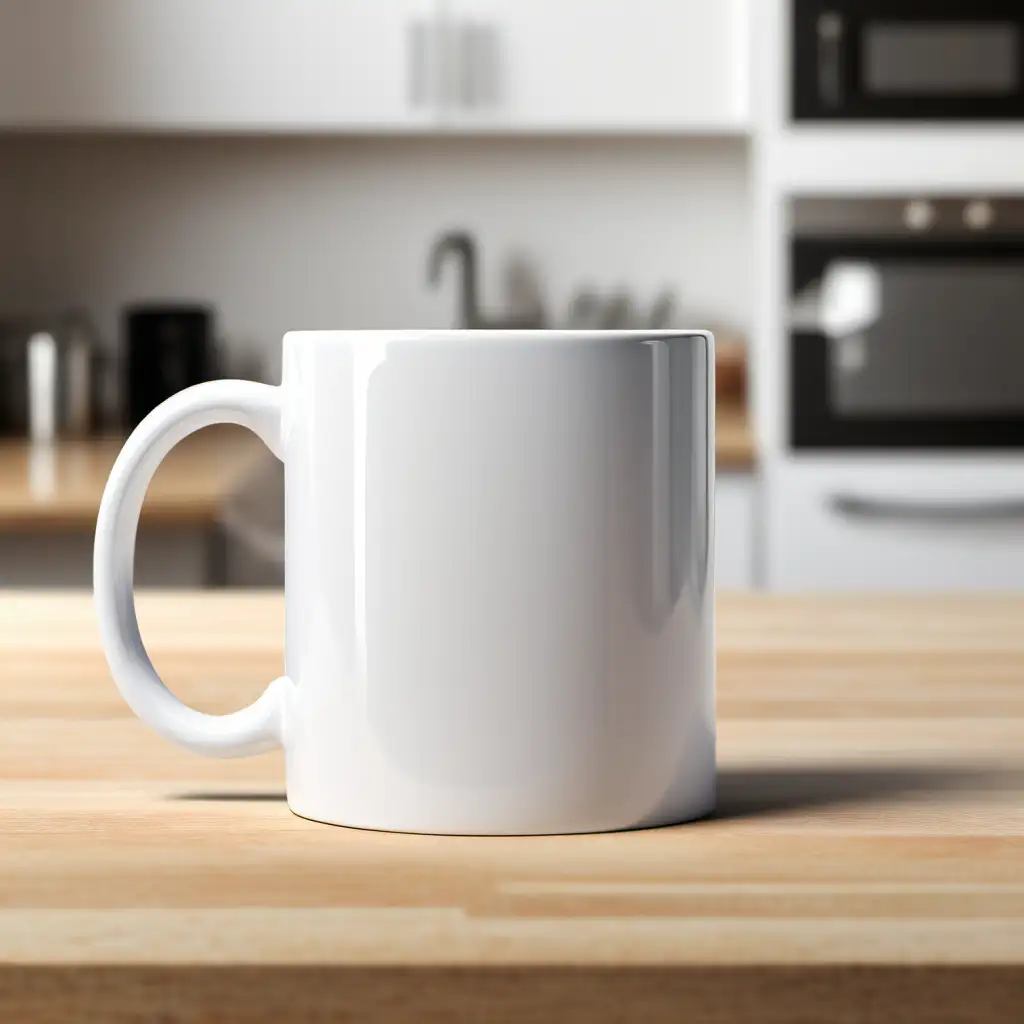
[280,330,715,834]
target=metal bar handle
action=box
[829,493,1024,523]
[407,19,428,108]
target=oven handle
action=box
[828,493,1024,523]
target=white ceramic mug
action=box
[95,330,716,835]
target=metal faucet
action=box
[428,231,483,328]
[428,230,546,330]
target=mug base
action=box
[285,794,716,836]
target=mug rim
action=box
[284,329,714,347]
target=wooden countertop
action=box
[0,404,755,533]
[0,427,266,531]
[716,399,755,471]
[3,592,1021,1021]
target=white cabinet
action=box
[716,472,757,589]
[0,0,748,133]
[766,458,1024,591]
[0,0,434,130]
[445,0,749,132]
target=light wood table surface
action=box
[0,427,266,531]
[5,591,1020,1021]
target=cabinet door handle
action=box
[455,20,499,110]
[407,19,429,108]
[435,15,459,112]
[458,20,478,108]
[479,21,500,107]
[828,493,1024,523]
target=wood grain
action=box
[0,426,264,530]
[3,591,1023,1022]
[715,336,747,404]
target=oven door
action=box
[793,0,1024,121]
[791,237,1024,449]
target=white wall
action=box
[0,135,750,379]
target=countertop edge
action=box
[1,963,1020,1023]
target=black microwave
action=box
[793,0,1024,121]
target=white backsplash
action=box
[0,134,750,380]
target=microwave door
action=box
[793,0,1024,120]
[863,22,1018,100]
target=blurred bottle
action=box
[0,309,101,441]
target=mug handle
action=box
[93,380,293,757]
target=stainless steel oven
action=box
[793,0,1024,121]
[789,196,1024,449]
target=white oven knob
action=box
[903,200,935,232]
[964,200,994,231]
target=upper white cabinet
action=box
[0,0,749,133]
[444,0,750,132]
[0,0,435,130]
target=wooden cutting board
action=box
[2,591,1023,1022]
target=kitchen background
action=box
[1,0,1021,592]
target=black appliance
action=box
[790,196,1024,449]
[124,304,215,428]
[793,0,1024,121]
